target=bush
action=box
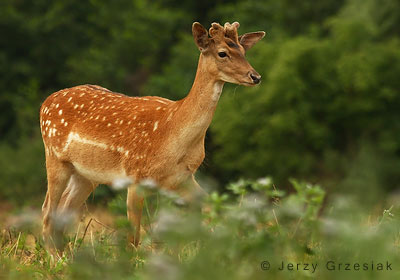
[209,0,400,187]
[0,136,46,206]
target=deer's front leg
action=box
[172,174,208,204]
[127,185,144,247]
[42,156,73,252]
[191,174,207,198]
[190,174,212,215]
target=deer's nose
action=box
[250,73,261,84]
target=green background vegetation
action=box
[1,0,400,205]
[0,0,400,279]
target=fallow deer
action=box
[40,21,265,249]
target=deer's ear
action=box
[239,31,265,51]
[192,22,209,52]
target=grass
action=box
[1,178,399,279]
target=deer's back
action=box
[39,85,177,184]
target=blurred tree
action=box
[145,0,400,192]
[210,0,400,188]
[65,0,189,94]
[144,34,198,100]
[0,0,95,141]
[210,0,345,36]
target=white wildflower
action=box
[257,177,272,186]
[111,177,133,191]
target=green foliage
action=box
[0,137,45,205]
[65,0,189,94]
[208,0,400,186]
[140,0,400,192]
[144,34,198,100]
[210,0,345,36]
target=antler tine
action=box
[224,22,240,29]
[224,22,240,43]
[211,22,222,29]
[209,22,225,40]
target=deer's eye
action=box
[218,52,227,58]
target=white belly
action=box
[72,161,132,184]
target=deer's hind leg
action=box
[58,173,96,214]
[57,172,97,230]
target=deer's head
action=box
[192,21,265,86]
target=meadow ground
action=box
[1,178,399,280]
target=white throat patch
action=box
[212,82,224,102]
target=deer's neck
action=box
[173,55,224,142]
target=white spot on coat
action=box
[153,121,159,131]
